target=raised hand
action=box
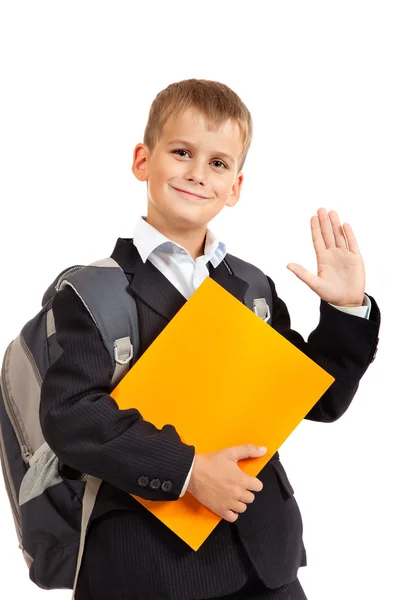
[286,208,366,306]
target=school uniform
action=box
[40,216,380,600]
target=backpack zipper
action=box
[0,343,34,462]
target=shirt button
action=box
[161,480,173,493]
[149,478,161,490]
[137,476,149,488]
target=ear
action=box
[132,143,149,181]
[226,172,244,207]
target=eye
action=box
[172,149,228,170]
[212,160,228,170]
[172,149,190,158]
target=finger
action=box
[223,510,239,523]
[343,222,361,254]
[328,210,348,249]
[310,215,327,255]
[239,491,256,504]
[231,500,248,514]
[231,444,267,461]
[246,477,263,493]
[317,207,336,249]
[286,263,320,294]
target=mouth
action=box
[171,186,211,201]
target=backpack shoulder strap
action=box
[53,258,140,598]
[223,254,273,323]
[57,257,139,387]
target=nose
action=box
[185,159,207,186]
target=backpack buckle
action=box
[253,298,271,323]
[114,337,133,365]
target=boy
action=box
[40,79,380,600]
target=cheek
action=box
[158,155,183,177]
[149,156,177,183]
[213,177,234,198]
[166,160,187,180]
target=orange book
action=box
[111,277,334,550]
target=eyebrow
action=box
[167,139,236,165]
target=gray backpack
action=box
[0,253,272,596]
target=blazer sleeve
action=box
[266,276,380,422]
[39,285,195,501]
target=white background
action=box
[0,1,398,598]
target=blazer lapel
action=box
[111,238,250,322]
[208,259,249,306]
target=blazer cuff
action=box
[329,294,371,319]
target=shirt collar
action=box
[132,216,227,268]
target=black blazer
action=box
[40,238,380,600]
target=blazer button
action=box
[161,480,173,493]
[137,475,149,488]
[149,478,161,490]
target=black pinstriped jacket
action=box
[40,238,380,600]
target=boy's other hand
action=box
[187,444,266,523]
[287,207,366,307]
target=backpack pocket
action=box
[19,448,85,589]
[1,335,46,459]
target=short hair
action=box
[143,79,253,172]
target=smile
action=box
[171,187,211,201]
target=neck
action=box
[144,214,207,260]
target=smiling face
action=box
[132,109,245,237]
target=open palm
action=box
[287,208,365,306]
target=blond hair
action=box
[143,79,253,171]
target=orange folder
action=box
[111,277,334,550]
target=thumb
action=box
[229,444,267,462]
[287,263,319,292]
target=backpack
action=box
[0,252,272,597]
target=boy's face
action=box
[132,109,244,233]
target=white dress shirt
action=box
[132,216,371,497]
